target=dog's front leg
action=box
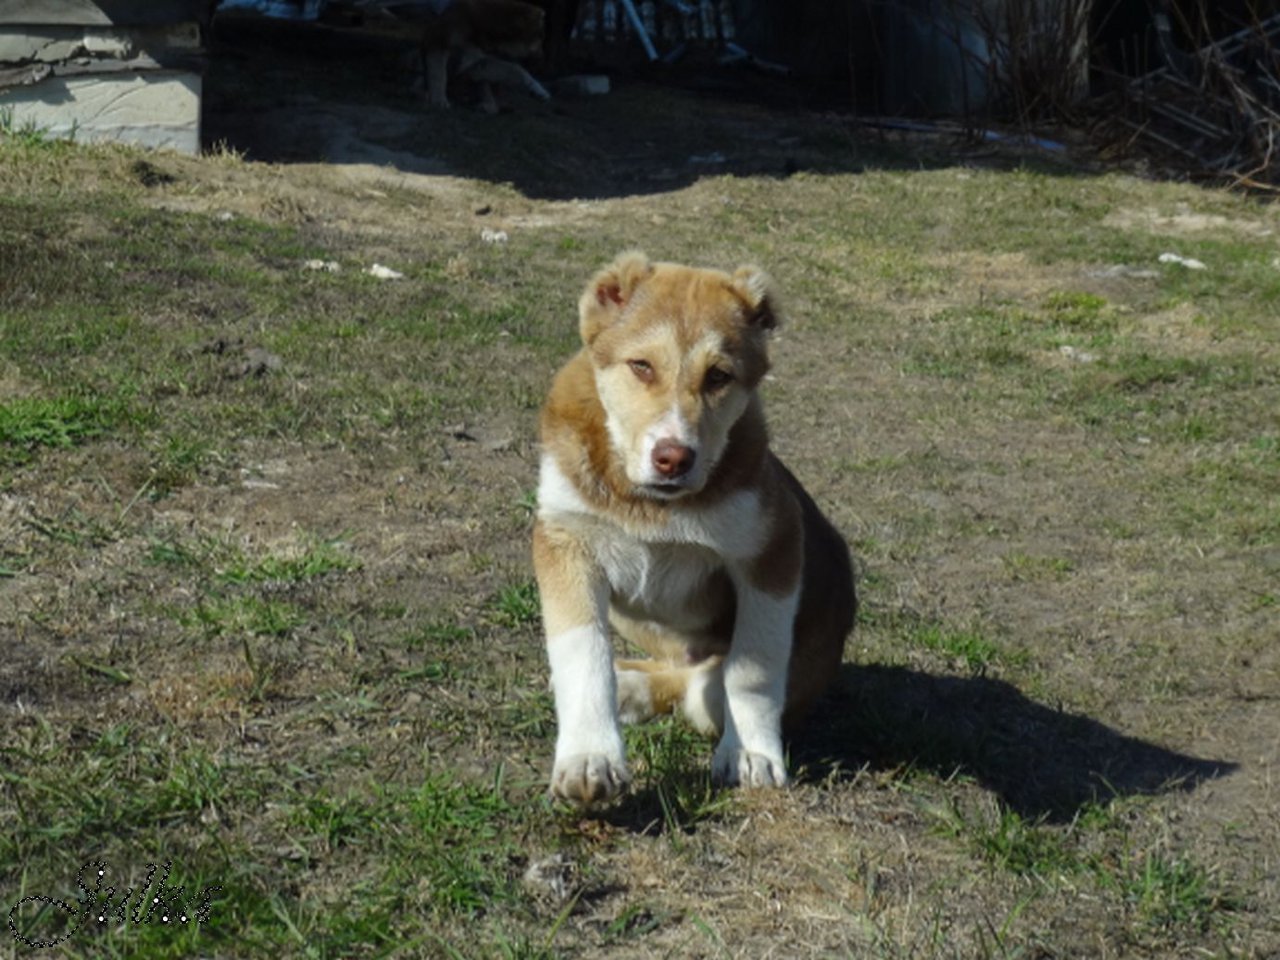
[712,579,798,787]
[533,520,630,806]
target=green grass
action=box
[144,535,364,677]
[1123,854,1241,935]
[144,433,217,498]
[2,719,551,957]
[403,620,475,649]
[184,595,307,639]
[0,393,131,466]
[216,537,361,585]
[3,109,1276,959]
[623,718,731,839]
[283,773,524,914]
[0,557,26,577]
[2,721,274,954]
[861,608,1026,676]
[933,797,1241,940]
[0,105,66,148]
[255,770,542,956]
[1042,290,1117,332]
[23,506,118,549]
[908,623,1017,674]
[489,580,542,629]
[1001,552,1075,581]
[5,722,234,834]
[145,535,210,569]
[404,772,526,914]
[0,192,560,470]
[933,800,1082,881]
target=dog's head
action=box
[579,251,779,500]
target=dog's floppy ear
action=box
[731,265,781,331]
[579,250,654,344]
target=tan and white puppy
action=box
[533,252,857,807]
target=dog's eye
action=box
[703,367,734,392]
[627,359,655,383]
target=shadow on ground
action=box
[202,16,1082,201]
[793,665,1237,823]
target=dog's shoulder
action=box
[539,349,626,507]
[541,349,600,441]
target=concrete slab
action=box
[0,70,201,153]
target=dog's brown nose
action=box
[652,440,696,478]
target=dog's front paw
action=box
[551,753,631,806]
[712,745,788,788]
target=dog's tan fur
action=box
[420,0,550,112]
[533,252,857,806]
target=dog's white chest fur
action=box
[537,454,768,634]
[594,532,724,631]
[538,456,764,579]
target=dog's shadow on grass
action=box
[791,665,1237,822]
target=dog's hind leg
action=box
[615,658,680,724]
[616,657,725,736]
[610,610,728,733]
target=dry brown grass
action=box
[2,20,1278,958]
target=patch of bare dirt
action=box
[0,362,35,401]
[1103,206,1277,238]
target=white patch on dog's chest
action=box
[552,516,729,632]
[538,455,766,622]
[658,490,765,559]
[594,534,721,622]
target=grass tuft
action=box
[0,394,127,465]
[217,537,361,585]
[489,580,541,629]
[1126,854,1241,934]
[622,718,730,838]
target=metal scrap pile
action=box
[1110,12,1280,189]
